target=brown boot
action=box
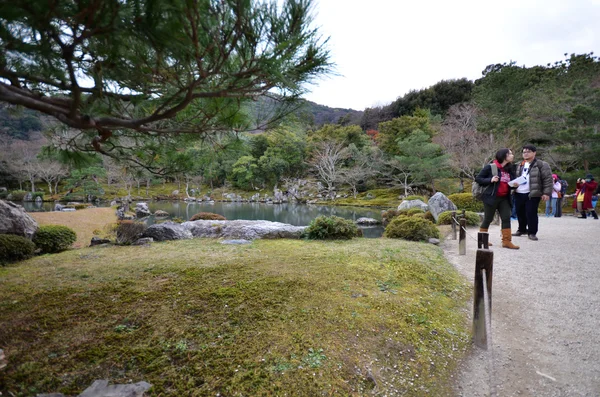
[501,229,520,249]
[479,228,493,246]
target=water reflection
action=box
[22,200,385,237]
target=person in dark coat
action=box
[475,148,519,249]
[512,144,553,241]
[572,174,598,219]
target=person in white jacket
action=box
[545,174,562,217]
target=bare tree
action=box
[34,161,69,194]
[338,148,380,198]
[436,103,516,190]
[308,141,348,199]
[382,157,416,197]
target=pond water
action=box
[23,200,386,238]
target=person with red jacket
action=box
[573,174,598,219]
[475,148,519,249]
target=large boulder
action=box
[0,200,38,239]
[135,202,151,218]
[398,199,429,212]
[428,192,457,221]
[182,220,305,240]
[141,222,192,241]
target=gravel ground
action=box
[442,215,600,397]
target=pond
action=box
[23,200,386,238]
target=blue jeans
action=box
[514,192,542,236]
[545,197,557,217]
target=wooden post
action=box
[473,249,493,349]
[477,232,489,249]
[451,211,457,240]
[459,218,467,255]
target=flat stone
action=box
[183,220,305,240]
[90,237,111,246]
[221,239,252,245]
[356,217,381,225]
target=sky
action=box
[302,0,600,110]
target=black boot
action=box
[579,212,587,219]
[592,210,599,220]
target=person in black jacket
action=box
[475,148,519,249]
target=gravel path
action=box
[442,215,600,397]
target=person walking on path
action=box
[545,174,562,217]
[573,174,598,219]
[475,148,519,249]
[512,144,553,241]
[554,175,568,217]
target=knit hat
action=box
[586,174,594,180]
[552,174,558,179]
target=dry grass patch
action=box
[0,238,471,396]
[30,207,116,248]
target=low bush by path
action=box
[0,238,470,396]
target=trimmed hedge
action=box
[33,225,77,253]
[406,207,425,216]
[304,215,362,240]
[447,193,484,212]
[0,234,36,265]
[424,211,435,222]
[383,216,440,241]
[9,190,28,201]
[437,211,480,226]
[190,212,226,221]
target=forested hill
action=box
[297,99,363,126]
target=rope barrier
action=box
[452,217,480,242]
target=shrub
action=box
[171,217,184,224]
[9,190,28,201]
[381,209,408,226]
[447,193,484,212]
[437,211,480,226]
[189,212,226,221]
[383,216,440,241]
[0,234,36,265]
[33,225,77,253]
[32,192,44,200]
[116,221,147,245]
[304,216,362,240]
[424,211,435,222]
[74,203,91,210]
[407,207,425,216]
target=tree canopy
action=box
[0,0,331,165]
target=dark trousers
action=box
[514,192,542,236]
[555,198,563,217]
[481,196,512,229]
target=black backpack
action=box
[472,163,498,200]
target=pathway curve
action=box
[442,215,600,397]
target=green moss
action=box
[329,188,403,207]
[0,239,470,396]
